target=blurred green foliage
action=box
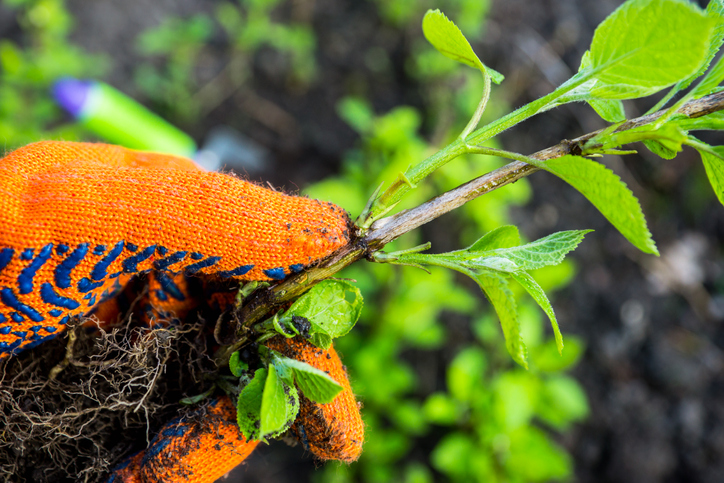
[0,0,590,481]
[304,1,589,480]
[307,93,588,482]
[135,14,214,121]
[0,0,107,147]
[134,0,316,122]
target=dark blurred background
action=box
[1,0,723,482]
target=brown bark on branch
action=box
[367,90,724,246]
[216,90,724,363]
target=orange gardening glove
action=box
[0,141,349,356]
[0,141,363,482]
[108,338,364,483]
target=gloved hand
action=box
[0,141,363,482]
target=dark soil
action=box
[2,0,723,482]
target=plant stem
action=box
[646,84,680,115]
[459,73,491,140]
[214,90,724,366]
[368,74,588,223]
[684,135,718,155]
[368,140,465,223]
[464,145,538,164]
[368,161,539,247]
[464,74,587,145]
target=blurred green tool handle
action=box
[53,78,197,158]
[53,78,270,173]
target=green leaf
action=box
[423,392,463,425]
[493,372,539,430]
[488,230,592,271]
[678,0,724,91]
[469,225,521,251]
[489,69,505,85]
[287,280,363,349]
[277,356,343,404]
[309,332,333,350]
[506,427,572,481]
[474,273,527,368]
[587,98,626,122]
[536,375,590,430]
[236,368,267,440]
[511,271,563,354]
[692,53,724,98]
[532,336,585,372]
[179,386,215,405]
[540,155,658,255]
[422,9,503,83]
[337,96,374,134]
[260,363,299,439]
[380,229,590,367]
[692,142,724,205]
[583,0,714,99]
[447,346,487,402]
[642,139,678,160]
[431,432,478,478]
[587,123,687,156]
[644,0,724,113]
[229,350,247,378]
[475,256,519,273]
[675,110,724,131]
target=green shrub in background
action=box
[304,2,589,480]
[134,14,215,122]
[0,0,107,147]
[134,0,317,122]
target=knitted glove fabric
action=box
[0,141,350,356]
[108,338,364,482]
[108,397,259,483]
[266,336,364,462]
[1,141,363,482]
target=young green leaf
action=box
[587,98,626,122]
[533,336,585,373]
[488,230,592,271]
[583,0,714,99]
[537,375,590,430]
[642,139,679,160]
[700,150,724,205]
[236,367,267,440]
[474,256,519,273]
[375,230,591,367]
[310,332,333,350]
[678,0,724,91]
[179,386,216,406]
[539,155,658,255]
[469,225,521,252]
[691,140,724,205]
[587,123,687,155]
[260,363,299,439]
[474,273,527,368]
[649,0,724,110]
[511,271,563,354]
[691,54,724,99]
[586,121,688,161]
[278,357,344,404]
[229,350,247,378]
[422,9,503,84]
[286,280,363,349]
[675,110,724,131]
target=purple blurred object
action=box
[52,77,271,173]
[52,78,93,118]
